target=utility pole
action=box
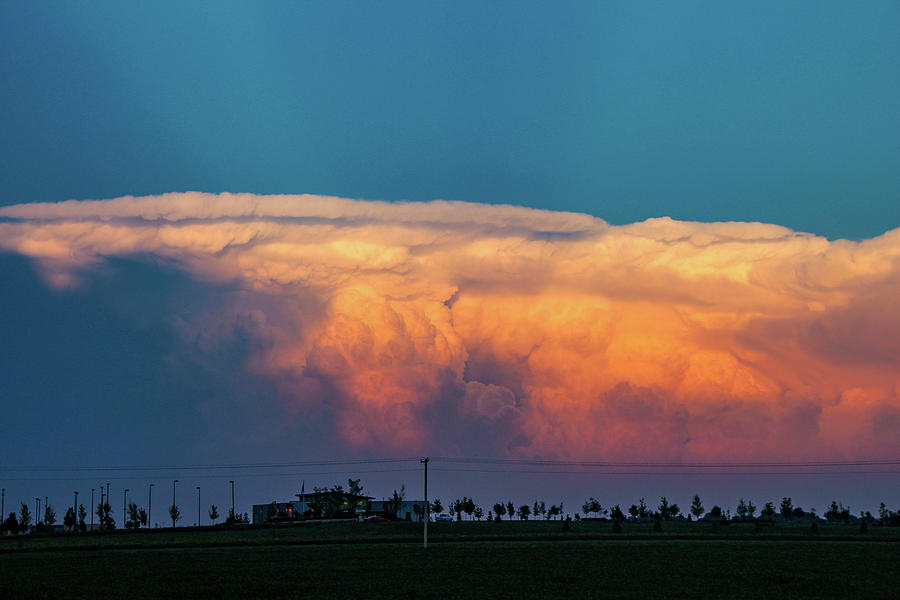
[1,488,4,522]
[123,489,129,527]
[229,480,235,523]
[36,498,41,526]
[99,486,104,530]
[105,483,110,528]
[196,486,201,527]
[148,484,154,529]
[45,496,48,525]
[90,489,94,531]
[420,457,429,549]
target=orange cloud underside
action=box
[1,193,898,460]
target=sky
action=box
[0,1,898,523]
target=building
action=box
[252,489,427,524]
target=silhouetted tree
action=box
[387,485,406,520]
[63,507,76,530]
[761,502,776,519]
[209,505,219,524]
[506,502,515,521]
[658,497,671,520]
[169,503,180,527]
[582,497,603,518]
[610,505,626,522]
[473,506,484,521]
[44,504,57,527]
[4,512,19,534]
[126,502,142,529]
[78,504,87,532]
[707,505,723,519]
[518,504,531,520]
[139,508,147,528]
[780,497,794,520]
[431,499,443,516]
[19,503,32,531]
[736,498,756,521]
[464,497,475,520]
[493,503,506,520]
[690,495,704,519]
[792,506,805,519]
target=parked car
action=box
[363,515,390,522]
[435,513,453,522]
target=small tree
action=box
[63,507,76,530]
[473,506,484,521]
[464,497,476,520]
[78,504,87,532]
[387,485,406,520]
[19,503,32,531]
[707,505,722,519]
[780,497,794,520]
[139,508,148,528]
[169,503,181,527]
[610,505,626,522]
[583,497,603,518]
[209,505,219,524]
[761,502,776,519]
[493,503,506,520]
[127,502,141,529]
[431,499,443,515]
[4,512,19,534]
[518,504,531,520]
[506,502,515,521]
[690,495,704,519]
[658,497,670,520]
[44,504,57,526]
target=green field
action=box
[2,521,898,599]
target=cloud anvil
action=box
[2,193,898,460]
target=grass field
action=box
[2,521,898,599]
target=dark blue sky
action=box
[1,0,897,239]
[1,1,898,520]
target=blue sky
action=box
[1,1,898,520]
[1,0,897,239]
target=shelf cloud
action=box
[2,192,898,460]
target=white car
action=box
[435,513,453,522]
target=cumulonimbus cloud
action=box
[2,192,898,460]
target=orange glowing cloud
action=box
[1,193,898,460]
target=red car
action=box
[363,515,390,522]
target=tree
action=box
[668,503,681,519]
[761,502,776,519]
[610,505,626,522]
[658,497,670,520]
[209,505,219,524]
[518,504,531,520]
[44,504,57,526]
[493,503,506,520]
[707,505,723,519]
[780,497,794,520]
[126,502,142,529]
[139,508,148,528]
[169,503,181,527]
[473,506,484,521]
[4,512,19,534]
[736,498,756,520]
[19,502,32,531]
[78,504,87,532]
[582,497,603,518]
[64,507,76,530]
[547,504,561,520]
[690,495,704,519]
[464,497,475,520]
[506,502,515,521]
[96,502,114,530]
[431,499,443,515]
[387,485,406,520]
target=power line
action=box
[430,457,900,468]
[0,457,420,473]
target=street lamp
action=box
[123,489,129,527]
[229,480,235,523]
[45,496,48,525]
[196,487,201,527]
[35,498,41,527]
[148,484,154,529]
[172,480,178,528]
[73,491,78,529]
[99,486,104,530]
[105,483,110,528]
[90,489,94,531]
[1,488,4,522]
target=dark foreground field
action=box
[2,522,898,599]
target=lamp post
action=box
[73,491,78,529]
[148,484,154,529]
[1,488,4,522]
[105,483,110,528]
[90,489,94,531]
[35,498,41,526]
[99,486,104,530]
[421,457,429,549]
[229,480,235,523]
[196,486,201,527]
[172,480,178,528]
[45,496,48,525]
[123,489,129,527]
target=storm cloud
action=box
[2,192,898,461]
